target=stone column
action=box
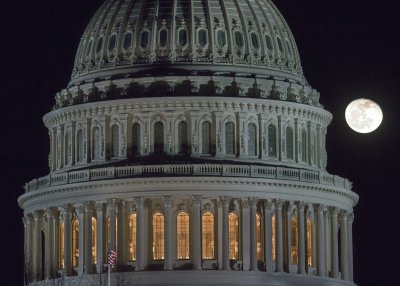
[241,199,250,271]
[217,198,223,269]
[135,197,144,271]
[330,207,339,279]
[76,206,85,275]
[259,114,268,159]
[24,215,34,282]
[107,199,117,264]
[95,203,105,273]
[84,202,93,274]
[214,112,224,158]
[45,208,56,279]
[249,198,258,271]
[163,196,173,270]
[347,213,354,282]
[117,200,127,266]
[325,209,331,273]
[33,211,43,281]
[340,211,349,281]
[316,205,326,277]
[54,210,60,276]
[285,202,295,272]
[192,196,202,270]
[237,112,247,157]
[275,200,284,272]
[263,200,274,272]
[62,205,73,276]
[220,197,230,270]
[297,202,306,274]
[307,204,317,271]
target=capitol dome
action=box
[19,0,358,286]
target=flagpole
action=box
[108,264,111,286]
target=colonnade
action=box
[23,197,354,283]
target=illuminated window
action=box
[72,219,79,267]
[301,129,307,162]
[92,218,97,264]
[178,121,188,154]
[177,212,190,259]
[129,213,137,261]
[154,122,164,153]
[256,213,262,261]
[307,219,313,266]
[248,123,257,156]
[272,215,276,260]
[225,122,235,155]
[111,125,120,157]
[268,124,277,157]
[92,127,100,160]
[76,129,84,162]
[202,212,214,259]
[201,122,211,155]
[153,212,164,260]
[132,123,141,156]
[291,217,298,264]
[286,126,294,160]
[229,212,239,259]
[59,222,65,269]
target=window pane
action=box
[272,215,276,261]
[132,123,141,155]
[251,33,259,49]
[92,218,97,264]
[123,32,132,50]
[286,126,293,159]
[268,125,277,157]
[154,122,164,153]
[217,30,226,47]
[129,214,137,261]
[178,121,188,154]
[225,122,235,155]
[112,125,120,157]
[159,29,168,47]
[177,212,190,259]
[96,37,103,53]
[307,220,313,266]
[72,220,79,267]
[234,31,243,48]
[256,213,262,261]
[198,29,207,46]
[291,217,298,264]
[153,212,164,260]
[201,122,211,154]
[229,213,239,259]
[248,123,257,156]
[140,31,149,48]
[202,212,214,259]
[179,29,188,46]
[265,34,273,51]
[59,223,65,269]
[108,34,116,51]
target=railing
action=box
[24,164,352,193]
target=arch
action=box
[201,121,211,155]
[268,124,277,157]
[225,122,235,155]
[72,219,79,267]
[286,126,294,160]
[202,211,214,259]
[152,212,164,260]
[177,121,188,154]
[129,213,137,261]
[307,219,313,267]
[132,123,141,156]
[92,217,97,264]
[291,217,298,264]
[272,215,276,261]
[228,212,239,259]
[154,122,164,154]
[92,126,100,160]
[76,129,84,163]
[177,212,190,259]
[59,222,65,269]
[301,128,307,162]
[248,123,257,156]
[111,125,120,157]
[256,212,262,261]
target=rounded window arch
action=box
[268,124,277,157]
[286,126,294,160]
[123,32,133,50]
[225,121,235,155]
[108,34,117,51]
[129,213,137,261]
[198,29,207,46]
[111,124,120,157]
[178,121,188,154]
[228,212,239,259]
[154,122,164,154]
[216,29,226,47]
[96,37,104,54]
[153,212,164,260]
[177,212,190,259]
[178,29,188,46]
[248,123,257,156]
[234,31,244,49]
[201,121,211,155]
[140,30,150,48]
[159,29,168,47]
[202,211,215,259]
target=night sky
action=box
[1,0,399,285]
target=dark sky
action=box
[1,0,399,285]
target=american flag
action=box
[108,246,117,267]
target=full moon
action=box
[345,98,383,133]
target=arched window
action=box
[202,212,214,259]
[291,217,298,264]
[248,123,257,156]
[59,222,65,269]
[123,32,133,50]
[129,213,136,261]
[256,213,262,261]
[92,217,97,264]
[272,215,276,261]
[76,129,84,163]
[154,122,164,153]
[96,37,103,54]
[234,31,244,48]
[178,121,188,154]
[92,127,100,160]
[64,132,69,165]
[301,129,307,162]
[140,31,149,48]
[108,34,117,51]
[229,212,239,259]
[225,122,235,155]
[307,219,313,267]
[111,125,120,157]
[178,29,188,46]
[198,29,207,46]
[72,219,79,267]
[268,124,277,157]
[201,121,211,155]
[277,36,283,53]
[177,212,190,259]
[159,29,168,47]
[251,33,259,49]
[265,34,273,51]
[216,30,226,47]
[153,212,164,260]
[286,126,294,160]
[132,123,141,156]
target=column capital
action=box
[347,212,354,224]
[162,195,174,206]
[264,200,275,213]
[61,204,74,213]
[192,195,202,206]
[45,207,58,218]
[83,201,95,211]
[314,204,326,213]
[33,210,43,220]
[117,200,126,212]
[75,205,84,215]
[134,197,144,208]
[296,201,306,211]
[287,201,295,215]
[274,199,283,210]
[95,202,105,212]
[107,199,118,209]
[25,214,34,224]
[22,217,27,227]
[330,207,340,216]
[249,197,258,207]
[218,196,230,207]
[241,198,250,209]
